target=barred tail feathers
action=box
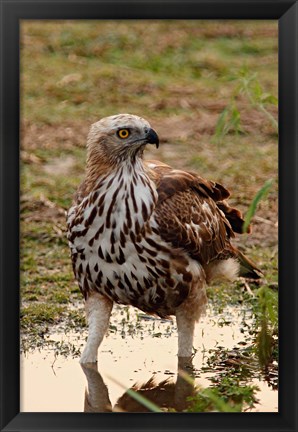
[235,249,263,279]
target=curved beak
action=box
[145,128,159,148]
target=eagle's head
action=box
[87,114,159,165]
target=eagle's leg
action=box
[176,310,196,358]
[81,363,112,412]
[80,292,113,364]
[175,280,207,358]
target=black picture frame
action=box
[0,1,297,431]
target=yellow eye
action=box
[117,129,130,139]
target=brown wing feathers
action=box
[155,189,228,265]
[217,200,251,234]
[145,160,251,267]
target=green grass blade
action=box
[107,375,163,412]
[125,388,163,412]
[213,107,229,143]
[243,179,274,233]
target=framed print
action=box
[0,1,297,431]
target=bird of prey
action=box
[67,114,261,363]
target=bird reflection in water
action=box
[81,357,196,412]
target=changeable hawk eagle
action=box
[67,114,261,363]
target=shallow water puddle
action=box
[20,305,278,412]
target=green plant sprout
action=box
[213,68,278,143]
